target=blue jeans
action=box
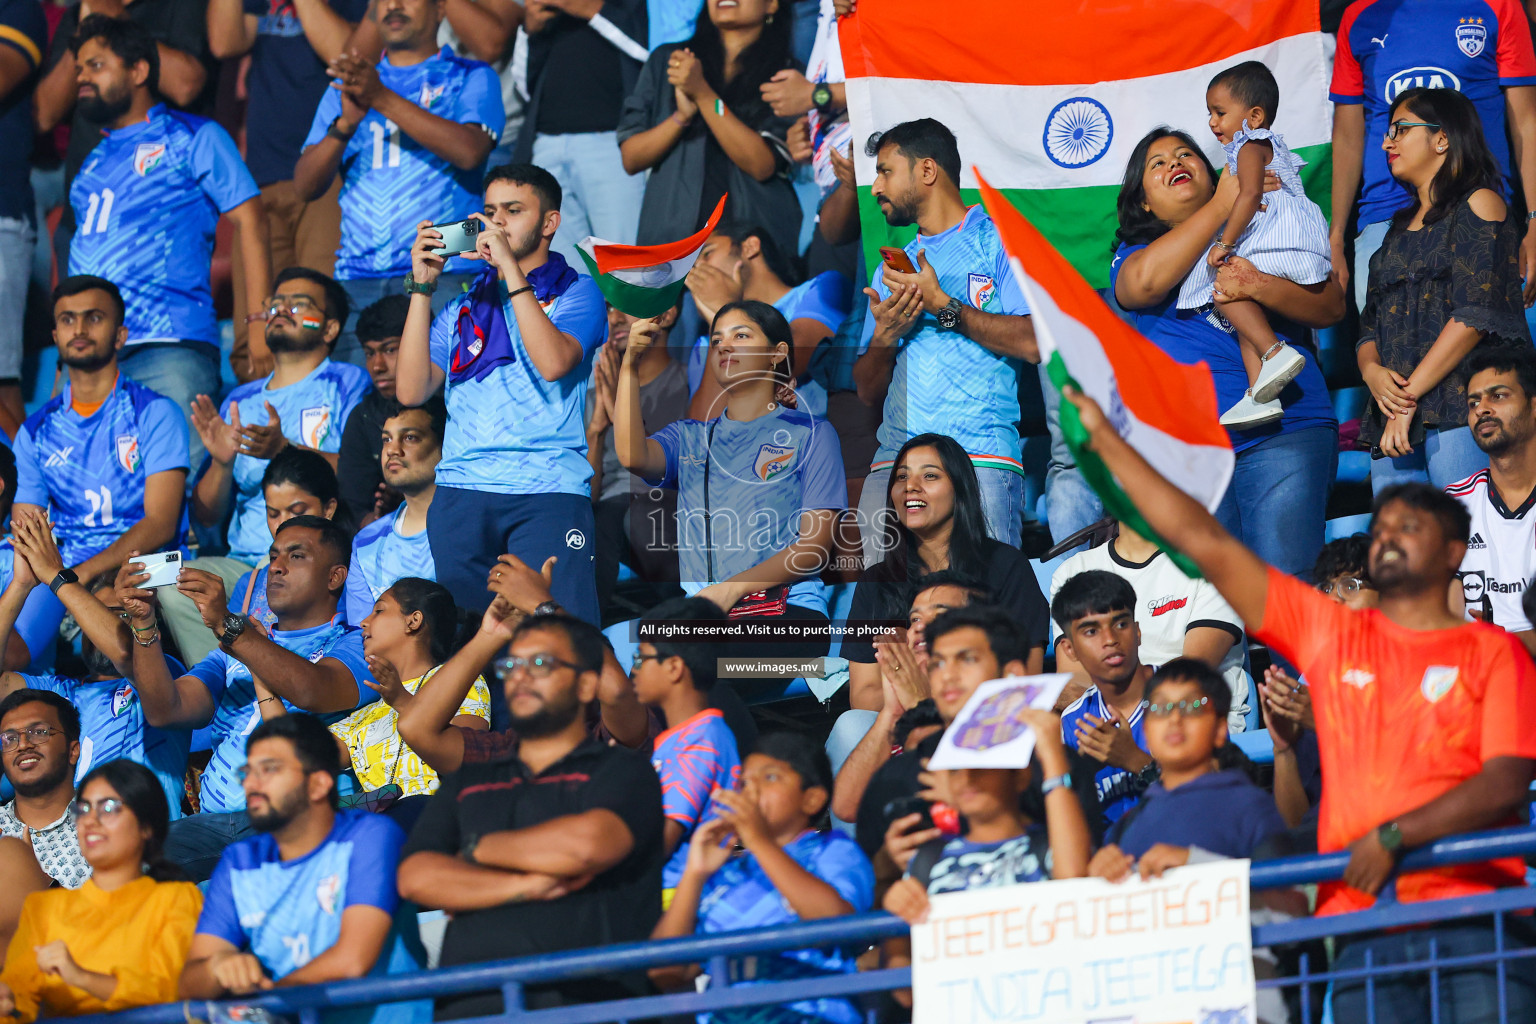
[1215,425,1337,580]
[824,708,878,837]
[1370,424,1488,493]
[427,486,599,624]
[1333,921,1536,1024]
[119,342,222,470]
[335,273,475,369]
[165,809,254,883]
[856,464,1025,565]
[531,132,644,269]
[1039,363,1104,553]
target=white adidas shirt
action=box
[1051,543,1252,730]
[1447,469,1535,634]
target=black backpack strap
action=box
[907,837,948,888]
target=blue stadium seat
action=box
[1230,727,1274,765]
[1326,513,1372,542]
[1335,450,1371,486]
[1331,385,1368,424]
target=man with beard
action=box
[0,690,86,887]
[851,118,1038,562]
[398,607,664,1017]
[174,267,369,658]
[1447,347,1536,656]
[293,0,502,366]
[118,515,376,881]
[179,713,406,1000]
[0,508,189,819]
[1064,386,1536,1018]
[12,276,189,666]
[63,17,267,468]
[343,400,445,622]
[398,164,607,623]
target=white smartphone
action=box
[136,551,182,589]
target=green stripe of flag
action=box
[576,247,689,319]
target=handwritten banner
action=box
[912,859,1256,1024]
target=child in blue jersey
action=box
[650,732,874,1024]
[633,597,743,902]
[181,714,419,1017]
[344,400,444,624]
[1180,61,1331,428]
[1054,570,1157,825]
[398,164,607,624]
[617,301,846,658]
[0,510,188,817]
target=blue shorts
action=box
[426,486,600,626]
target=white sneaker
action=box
[1220,389,1283,428]
[1252,343,1306,404]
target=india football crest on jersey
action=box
[418,83,445,109]
[133,143,167,176]
[115,434,140,473]
[300,407,331,448]
[968,273,997,310]
[1456,18,1488,58]
[753,443,796,482]
[112,683,135,717]
[316,873,341,915]
[1421,666,1459,704]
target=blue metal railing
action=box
[73,826,1536,1024]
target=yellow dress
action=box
[1,875,202,1022]
[331,667,492,797]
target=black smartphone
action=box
[430,217,482,257]
[883,795,934,832]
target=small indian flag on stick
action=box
[976,172,1232,578]
[577,196,728,319]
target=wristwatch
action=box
[403,273,437,296]
[532,600,563,617]
[936,297,964,330]
[1377,821,1404,855]
[326,116,357,142]
[811,82,834,112]
[48,568,78,596]
[219,613,249,649]
[1134,760,1161,789]
[461,834,481,864]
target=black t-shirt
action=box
[533,17,627,135]
[403,738,665,1018]
[844,539,1052,664]
[854,730,1107,860]
[336,389,393,519]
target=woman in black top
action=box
[1358,87,1530,489]
[617,0,801,259]
[844,433,1049,710]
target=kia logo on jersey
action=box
[1456,19,1488,58]
[132,142,166,177]
[1384,67,1462,104]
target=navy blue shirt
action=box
[0,0,45,221]
[1109,769,1287,860]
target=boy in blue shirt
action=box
[14,276,190,666]
[180,713,416,1012]
[1055,570,1157,824]
[118,516,376,881]
[631,597,742,901]
[650,731,874,1024]
[398,163,607,623]
[66,16,270,464]
[345,399,444,623]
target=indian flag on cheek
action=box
[839,0,1333,287]
[577,196,728,319]
[979,171,1232,578]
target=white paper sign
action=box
[912,860,1256,1024]
[926,674,1073,771]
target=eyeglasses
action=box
[494,654,583,680]
[630,651,666,670]
[1144,696,1212,719]
[0,727,62,751]
[236,761,296,783]
[1385,120,1441,142]
[1318,576,1371,597]
[70,797,125,819]
[253,296,324,324]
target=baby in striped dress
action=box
[1179,60,1332,428]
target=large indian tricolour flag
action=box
[979,172,1232,577]
[840,0,1333,287]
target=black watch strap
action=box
[49,568,78,595]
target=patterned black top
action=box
[1357,194,1531,447]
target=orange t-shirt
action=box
[1254,568,1536,916]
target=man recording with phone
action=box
[396,163,607,624]
[851,119,1038,563]
[292,0,504,367]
